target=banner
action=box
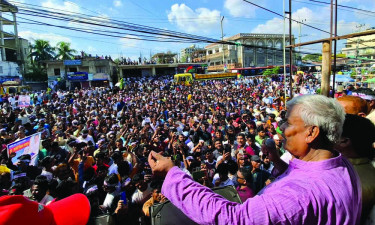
[7,133,41,166]
[64,60,82,66]
[67,72,88,80]
[18,95,31,107]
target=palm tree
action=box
[55,41,77,60]
[29,39,55,65]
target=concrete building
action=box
[205,33,295,72]
[152,52,177,64]
[45,57,118,90]
[0,0,29,82]
[180,45,205,63]
[341,29,375,60]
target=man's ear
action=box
[358,112,366,117]
[306,126,319,144]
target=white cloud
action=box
[113,0,122,7]
[167,4,221,33]
[119,35,142,49]
[18,30,72,46]
[251,17,284,34]
[41,0,80,14]
[224,0,260,18]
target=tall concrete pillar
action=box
[0,9,6,61]
[321,41,331,97]
[152,66,156,76]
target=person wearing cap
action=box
[249,155,270,193]
[147,95,361,225]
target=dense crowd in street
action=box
[0,74,375,225]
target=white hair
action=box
[286,95,345,144]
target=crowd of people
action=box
[0,74,374,225]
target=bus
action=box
[230,65,297,77]
[174,72,237,86]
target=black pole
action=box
[332,0,338,97]
[289,0,293,98]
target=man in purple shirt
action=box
[148,95,362,225]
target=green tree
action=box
[55,41,77,60]
[29,39,55,64]
[302,54,321,62]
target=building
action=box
[0,0,29,83]
[205,33,295,72]
[152,52,177,64]
[180,45,205,63]
[191,48,206,63]
[341,29,375,60]
[45,57,118,90]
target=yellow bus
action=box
[174,72,237,86]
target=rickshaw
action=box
[174,73,193,86]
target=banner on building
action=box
[7,133,42,166]
[67,72,88,80]
[18,95,31,107]
[64,60,82,66]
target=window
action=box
[69,67,77,72]
[96,66,106,73]
[54,68,61,76]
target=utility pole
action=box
[332,0,338,97]
[283,0,287,104]
[288,0,293,98]
[221,16,225,72]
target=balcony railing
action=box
[207,63,241,71]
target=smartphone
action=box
[120,191,127,205]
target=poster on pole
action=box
[7,133,42,166]
[18,95,31,107]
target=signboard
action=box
[18,95,31,107]
[67,71,88,80]
[0,77,21,84]
[7,133,42,166]
[64,60,82,66]
[88,73,94,81]
[93,73,109,81]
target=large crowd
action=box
[0,74,374,225]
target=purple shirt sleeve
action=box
[162,167,306,225]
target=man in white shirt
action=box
[212,163,234,187]
[131,173,152,205]
[31,176,54,205]
[77,129,95,145]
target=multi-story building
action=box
[152,52,177,64]
[45,57,118,90]
[180,45,205,63]
[205,33,295,72]
[341,29,375,60]
[0,0,29,83]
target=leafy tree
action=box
[29,39,55,65]
[55,42,77,60]
[302,54,321,62]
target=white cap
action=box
[273,134,280,140]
